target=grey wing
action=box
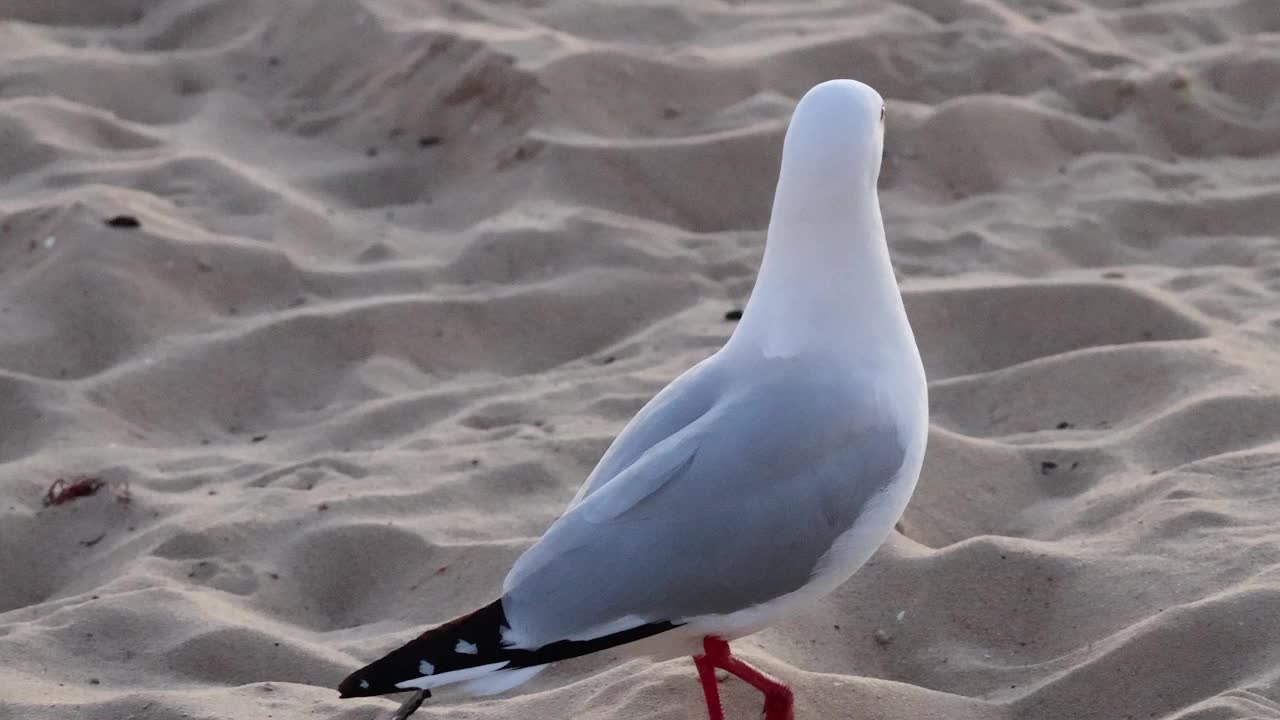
[565,356,722,508]
[501,369,911,648]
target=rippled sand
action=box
[2,1,1279,719]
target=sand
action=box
[2,1,1280,718]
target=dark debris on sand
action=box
[42,477,131,507]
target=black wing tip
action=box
[338,650,435,700]
[337,668,431,700]
[335,599,509,700]
[335,673,366,699]
[335,598,680,701]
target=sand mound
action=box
[2,1,1279,719]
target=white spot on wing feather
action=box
[501,623,534,649]
[418,660,435,675]
[455,639,478,655]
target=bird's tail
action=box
[337,599,678,699]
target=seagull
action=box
[336,79,928,720]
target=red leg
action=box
[698,637,795,720]
[693,651,725,720]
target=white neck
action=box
[726,190,912,362]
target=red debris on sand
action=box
[43,477,131,507]
[109,480,131,503]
